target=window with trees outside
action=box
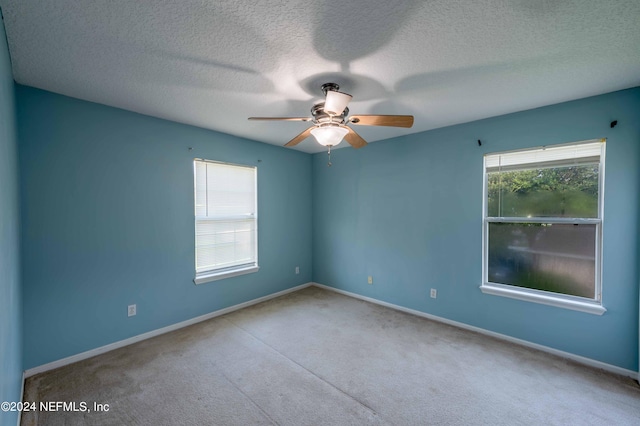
[193,159,258,285]
[481,140,606,315]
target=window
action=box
[193,159,258,284]
[480,140,606,315]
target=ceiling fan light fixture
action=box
[324,90,353,115]
[248,82,413,150]
[311,126,349,147]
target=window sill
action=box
[194,265,259,285]
[480,284,606,315]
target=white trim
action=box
[193,158,255,168]
[193,158,259,282]
[24,282,312,377]
[23,281,634,381]
[480,284,606,315]
[194,265,259,285]
[482,139,606,311]
[486,217,600,224]
[312,283,635,379]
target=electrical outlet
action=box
[128,304,137,317]
[295,266,300,274]
[368,276,373,285]
[430,289,437,299]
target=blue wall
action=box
[13,78,640,374]
[312,88,640,371]
[0,17,21,426]
[17,86,312,369]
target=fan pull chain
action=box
[327,145,332,167]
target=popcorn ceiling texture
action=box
[1,0,639,152]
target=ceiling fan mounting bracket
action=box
[321,82,340,95]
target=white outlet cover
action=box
[430,289,437,298]
[128,304,136,317]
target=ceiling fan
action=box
[248,83,414,152]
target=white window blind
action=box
[485,139,604,172]
[194,160,257,277]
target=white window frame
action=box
[480,139,606,315]
[193,159,259,285]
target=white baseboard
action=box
[24,282,313,377]
[312,282,638,380]
[23,280,637,381]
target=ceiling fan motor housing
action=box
[311,103,348,127]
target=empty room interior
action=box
[1,1,640,425]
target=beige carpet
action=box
[22,286,640,425]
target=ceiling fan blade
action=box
[344,126,367,149]
[284,127,314,147]
[324,90,352,115]
[248,117,312,121]
[349,115,414,128]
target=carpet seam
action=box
[217,369,280,426]
[221,317,384,422]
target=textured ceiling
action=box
[1,0,639,153]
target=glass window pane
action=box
[487,164,599,218]
[487,222,596,298]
